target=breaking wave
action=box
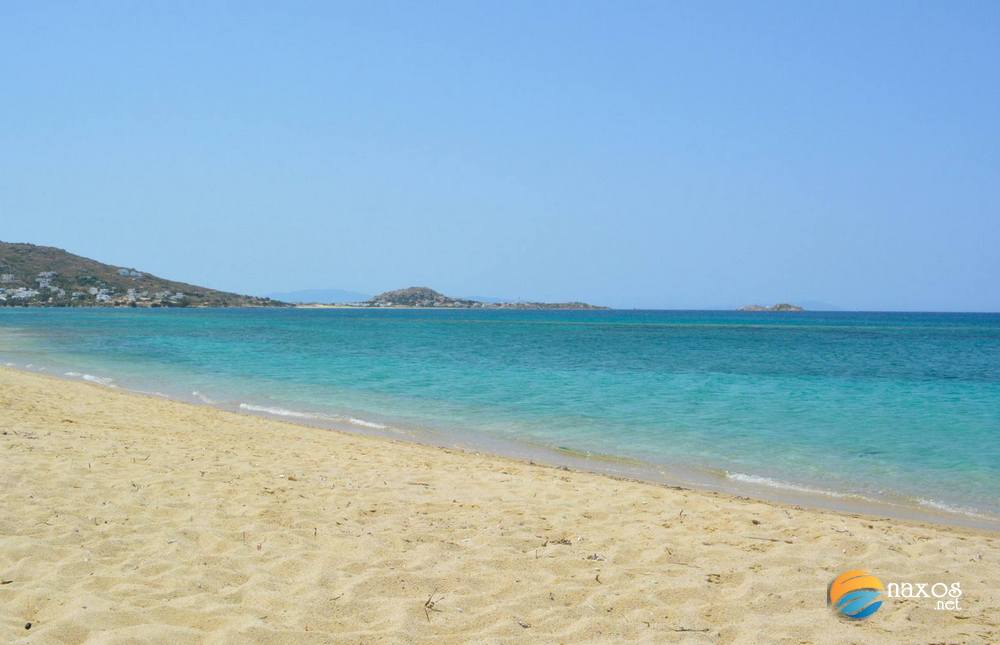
[238,402,391,431]
[64,371,115,386]
[347,417,389,430]
[725,471,850,499]
[238,403,323,419]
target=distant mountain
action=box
[738,303,804,312]
[365,286,606,310]
[0,241,285,308]
[265,288,371,304]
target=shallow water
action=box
[1,308,998,523]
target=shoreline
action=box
[225,401,1000,532]
[1,359,998,532]
[2,365,999,642]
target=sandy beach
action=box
[1,367,997,644]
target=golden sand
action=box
[1,367,997,643]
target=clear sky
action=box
[2,2,998,310]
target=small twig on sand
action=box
[741,535,793,544]
[672,626,710,633]
[424,589,443,622]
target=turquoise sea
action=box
[1,308,998,526]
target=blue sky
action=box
[1,2,998,310]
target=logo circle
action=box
[828,569,884,620]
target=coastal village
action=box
[0,242,280,308]
[0,269,189,307]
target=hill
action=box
[367,287,477,307]
[365,287,606,309]
[0,242,285,308]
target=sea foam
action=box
[347,417,389,430]
[238,402,391,431]
[239,403,323,419]
[65,371,115,386]
[725,471,850,499]
[916,498,990,519]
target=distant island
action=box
[738,303,804,312]
[0,242,284,308]
[359,287,607,310]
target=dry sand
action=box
[1,367,997,644]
